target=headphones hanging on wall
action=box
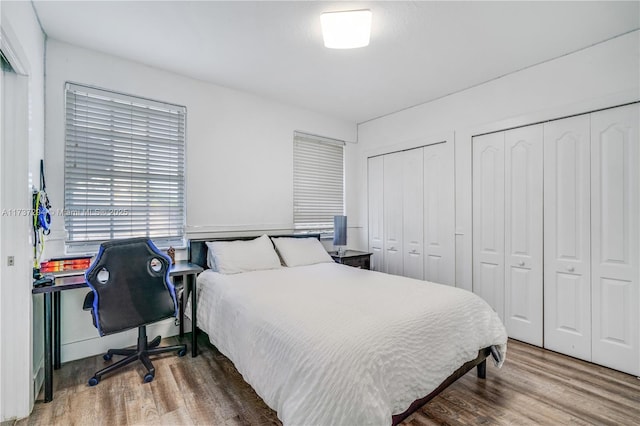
[33,160,51,235]
[34,191,51,233]
[33,160,52,280]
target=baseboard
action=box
[61,319,180,363]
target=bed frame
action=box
[187,234,491,425]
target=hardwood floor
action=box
[16,336,640,425]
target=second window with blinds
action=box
[293,131,345,231]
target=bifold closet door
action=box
[383,152,404,275]
[504,125,543,346]
[590,103,639,376]
[402,148,424,280]
[368,156,384,272]
[473,132,505,320]
[543,115,592,361]
[423,142,455,285]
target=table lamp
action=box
[333,215,347,256]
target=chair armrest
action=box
[83,292,94,311]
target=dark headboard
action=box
[188,233,322,269]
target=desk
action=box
[32,261,203,403]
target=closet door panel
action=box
[543,115,591,360]
[424,142,455,285]
[591,104,639,375]
[473,132,505,320]
[383,152,404,276]
[368,156,384,272]
[504,125,543,346]
[402,148,424,280]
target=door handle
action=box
[567,266,575,272]
[518,261,525,267]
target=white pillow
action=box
[205,235,281,274]
[271,237,334,267]
[206,249,217,270]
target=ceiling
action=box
[32,1,639,123]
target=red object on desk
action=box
[40,257,92,274]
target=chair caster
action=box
[103,353,113,361]
[88,376,99,386]
[177,347,186,357]
[143,373,154,383]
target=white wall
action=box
[356,31,640,291]
[0,0,45,420]
[43,39,356,366]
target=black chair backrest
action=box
[85,237,178,336]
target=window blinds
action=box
[64,83,186,252]
[293,131,345,229]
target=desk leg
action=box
[54,292,61,370]
[179,280,184,338]
[44,293,53,403]
[190,274,198,357]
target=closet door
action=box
[383,152,404,275]
[504,125,543,346]
[543,115,591,361]
[402,148,424,279]
[424,142,455,285]
[473,132,505,320]
[368,156,384,272]
[591,104,639,375]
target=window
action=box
[64,83,186,252]
[293,131,345,230]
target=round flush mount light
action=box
[321,9,372,49]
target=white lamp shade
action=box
[321,10,372,49]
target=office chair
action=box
[83,237,186,386]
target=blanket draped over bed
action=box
[196,263,508,426]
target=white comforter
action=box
[196,263,507,426]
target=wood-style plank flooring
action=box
[14,335,640,425]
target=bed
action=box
[188,235,507,425]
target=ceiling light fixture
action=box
[321,9,372,49]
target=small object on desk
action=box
[329,250,372,270]
[167,246,175,264]
[34,275,54,288]
[40,256,92,274]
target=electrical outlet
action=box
[7,256,14,266]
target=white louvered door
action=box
[383,152,404,275]
[424,142,455,285]
[543,115,592,361]
[368,156,384,272]
[402,148,424,280]
[473,132,505,320]
[590,103,640,376]
[504,125,543,346]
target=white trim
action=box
[0,22,29,76]
[186,223,297,236]
[0,14,36,421]
[361,131,454,160]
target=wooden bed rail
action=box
[391,347,492,425]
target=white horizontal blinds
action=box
[293,132,345,229]
[64,83,186,251]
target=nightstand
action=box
[329,250,372,270]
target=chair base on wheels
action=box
[88,325,186,386]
